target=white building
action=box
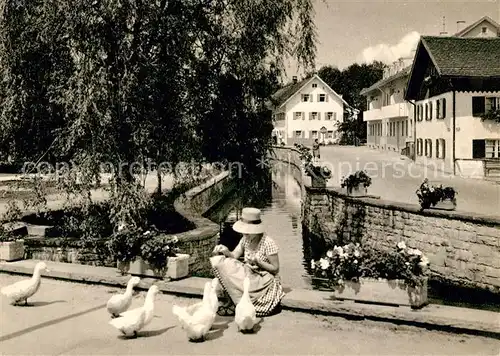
[270,74,351,146]
[361,15,500,159]
[405,36,500,179]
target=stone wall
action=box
[173,171,237,276]
[24,171,236,276]
[275,146,500,293]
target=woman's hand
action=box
[213,244,230,257]
[246,254,260,267]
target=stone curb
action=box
[1,261,499,339]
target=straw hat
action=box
[232,207,265,235]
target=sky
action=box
[284,0,500,78]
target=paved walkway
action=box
[1,273,499,355]
[316,146,500,218]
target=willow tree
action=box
[0,0,319,228]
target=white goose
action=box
[1,261,50,305]
[108,285,159,338]
[172,281,217,342]
[235,276,257,333]
[107,276,141,318]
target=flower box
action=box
[316,277,428,309]
[128,254,189,280]
[0,240,25,261]
[344,184,368,197]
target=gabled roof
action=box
[405,36,500,100]
[270,74,350,111]
[360,66,411,96]
[454,16,500,38]
[420,36,500,77]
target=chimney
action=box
[292,76,298,84]
[456,20,466,34]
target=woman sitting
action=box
[211,207,285,317]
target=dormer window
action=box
[301,94,310,102]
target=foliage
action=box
[294,143,313,165]
[0,0,320,236]
[340,170,372,190]
[140,228,179,273]
[311,241,430,288]
[304,164,332,179]
[415,178,457,210]
[0,225,17,242]
[105,225,144,263]
[480,109,500,124]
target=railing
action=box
[363,103,409,121]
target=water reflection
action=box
[205,170,312,289]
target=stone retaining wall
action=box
[173,171,237,276]
[22,172,236,276]
[273,146,500,293]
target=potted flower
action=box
[130,229,189,280]
[416,178,457,211]
[305,163,332,188]
[340,170,372,197]
[0,225,25,262]
[106,225,143,275]
[311,241,430,308]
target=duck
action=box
[1,261,50,305]
[172,281,217,342]
[235,276,257,333]
[107,276,141,318]
[108,285,159,338]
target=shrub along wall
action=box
[270,146,500,293]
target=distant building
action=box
[404,36,500,179]
[269,74,351,146]
[360,15,500,160]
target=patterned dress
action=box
[211,235,285,317]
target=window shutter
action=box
[317,94,321,102]
[310,95,313,102]
[472,139,485,158]
[429,139,432,157]
[436,139,439,158]
[309,112,312,120]
[318,112,321,120]
[334,112,337,120]
[302,112,305,120]
[429,102,433,120]
[442,98,446,118]
[472,97,486,117]
[325,95,329,102]
[441,139,446,159]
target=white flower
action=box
[171,236,179,244]
[397,241,406,250]
[419,256,430,267]
[311,259,316,269]
[326,250,334,258]
[143,230,151,236]
[333,246,343,255]
[319,258,330,270]
[338,279,344,285]
[340,252,349,259]
[354,250,360,258]
[354,259,358,264]
[405,262,410,266]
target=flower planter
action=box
[430,199,456,211]
[0,240,25,261]
[345,184,368,197]
[311,176,327,188]
[128,254,190,280]
[317,277,428,309]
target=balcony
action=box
[363,103,409,121]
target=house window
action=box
[482,26,487,34]
[295,130,302,138]
[441,98,446,118]
[294,112,303,120]
[417,138,423,156]
[309,112,318,120]
[326,112,333,120]
[301,94,310,102]
[312,83,318,88]
[472,139,486,158]
[436,138,446,159]
[327,131,333,139]
[311,131,318,139]
[318,94,327,102]
[425,103,429,120]
[425,139,432,157]
[473,96,500,117]
[428,102,433,120]
[485,139,500,158]
[405,119,409,136]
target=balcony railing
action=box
[363,103,409,121]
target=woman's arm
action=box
[217,239,244,260]
[255,253,280,275]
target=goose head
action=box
[146,285,160,300]
[35,262,50,273]
[128,276,141,287]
